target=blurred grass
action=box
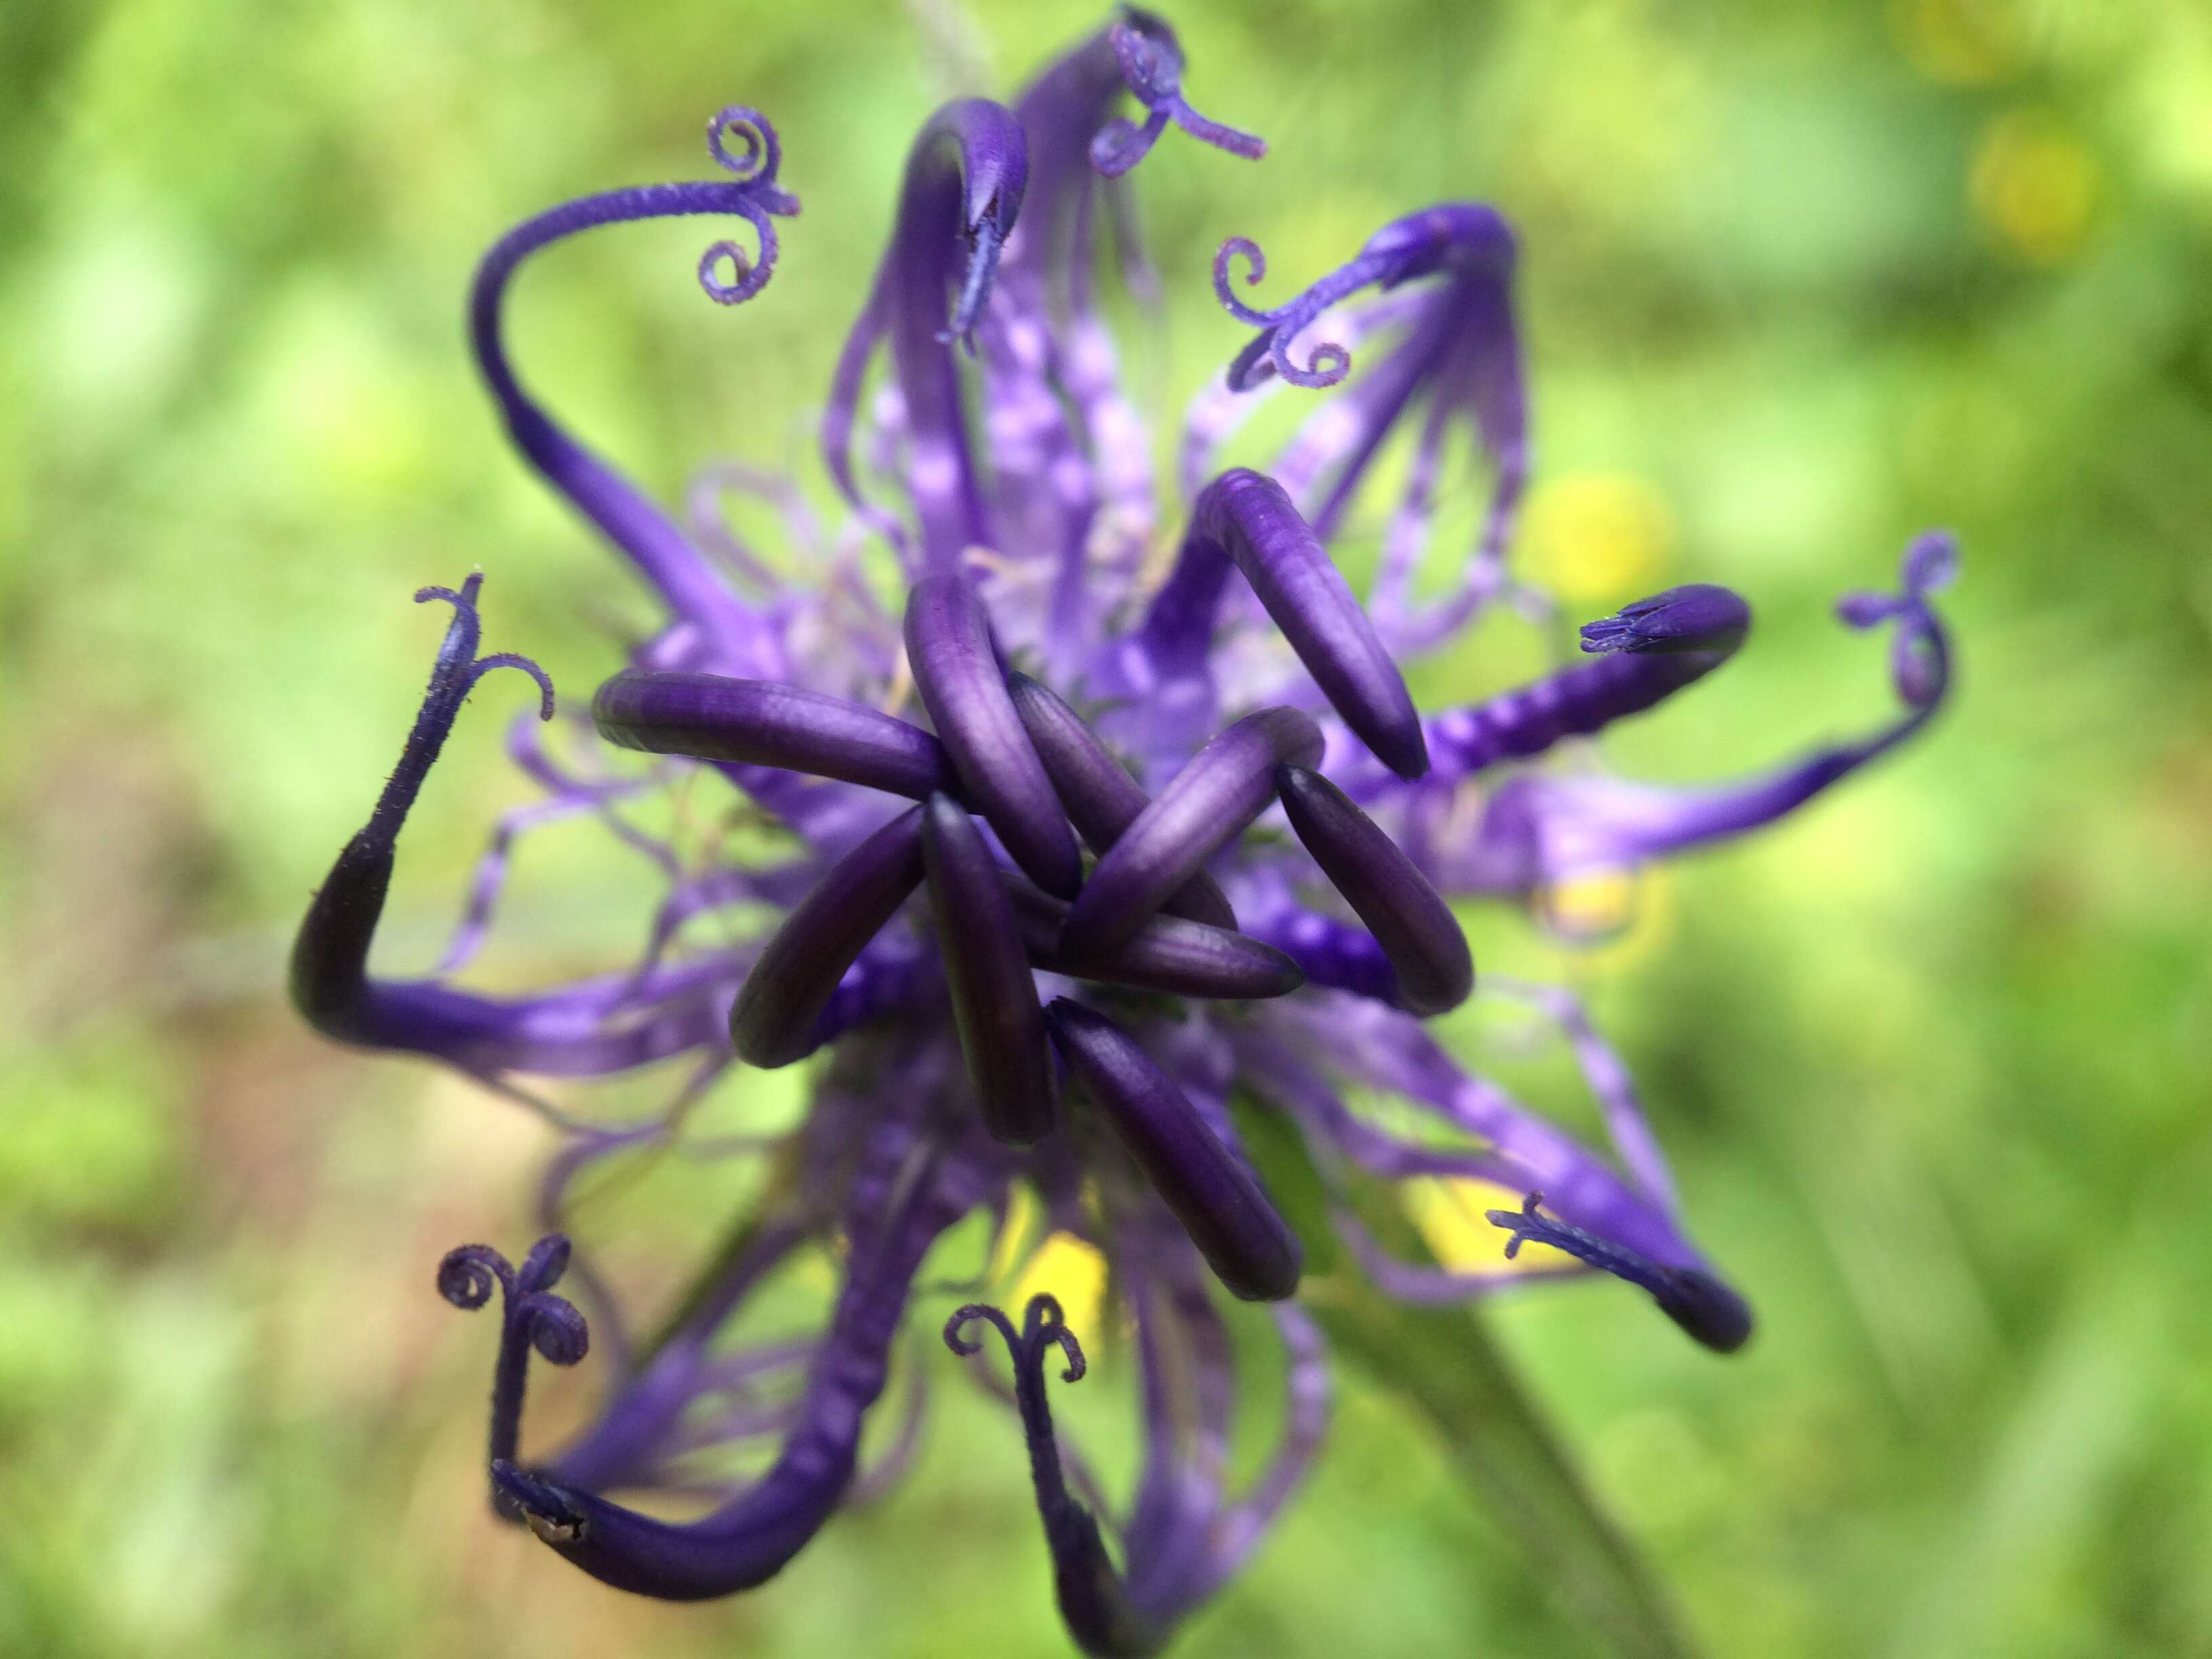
[3,0,2211,1654]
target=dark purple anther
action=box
[1275,764,1472,1017]
[1487,1193,1753,1353]
[1005,671,1235,928]
[1060,706,1322,959]
[1044,999,1302,1303]
[1004,875,1303,1001]
[594,670,957,800]
[729,806,926,1068]
[438,1235,590,1519]
[1149,470,1427,778]
[945,1296,1159,1658]
[906,577,1084,899]
[923,794,1059,1147]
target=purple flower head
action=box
[292,12,1958,1651]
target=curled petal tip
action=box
[1902,530,1961,595]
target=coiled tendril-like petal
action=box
[946,1294,1162,1657]
[1090,10,1266,179]
[438,1234,591,1517]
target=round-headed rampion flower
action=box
[292,11,1957,1652]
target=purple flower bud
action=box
[594,671,957,799]
[1045,998,1303,1302]
[729,806,926,1068]
[922,794,1059,1147]
[1005,670,1235,928]
[905,576,1083,897]
[1172,468,1428,778]
[1422,585,1753,774]
[1061,705,1324,958]
[1275,764,1473,1017]
[1004,873,1304,1000]
[1578,584,1750,657]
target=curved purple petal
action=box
[1062,705,1322,958]
[922,794,1059,1147]
[1275,763,1472,1016]
[729,806,926,1068]
[1045,998,1301,1303]
[1006,670,1235,926]
[471,112,796,658]
[595,670,956,800]
[1144,469,1427,778]
[1004,874,1303,1000]
[905,576,1083,897]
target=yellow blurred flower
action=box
[1970,108,2102,266]
[1891,0,2028,87]
[1011,1229,1109,1338]
[1523,472,1677,604]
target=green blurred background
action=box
[4,0,2211,1654]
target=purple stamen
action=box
[905,576,1084,897]
[922,794,1059,1147]
[594,670,957,800]
[1006,670,1235,928]
[1578,584,1751,657]
[1274,764,1473,1017]
[729,806,926,1068]
[1486,1193,1752,1353]
[1045,999,1303,1303]
[1061,705,1322,958]
[438,1235,590,1517]
[1215,204,1515,394]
